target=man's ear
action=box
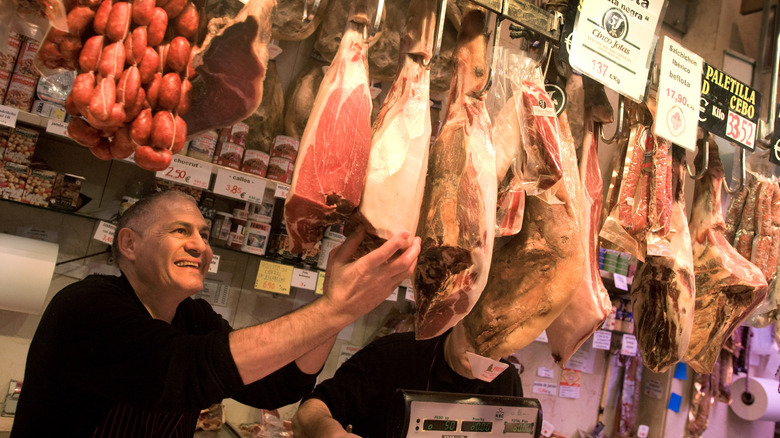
[115,228,139,261]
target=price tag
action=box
[541,420,555,437]
[386,287,399,302]
[537,367,555,378]
[770,104,780,166]
[0,105,19,128]
[292,267,318,291]
[637,425,649,438]
[156,154,213,189]
[593,330,612,350]
[274,183,290,199]
[214,167,266,203]
[613,273,628,291]
[405,287,415,302]
[569,0,665,102]
[93,221,116,245]
[208,254,220,274]
[620,333,638,356]
[315,270,325,295]
[46,118,69,137]
[654,36,702,151]
[254,260,293,295]
[699,62,761,150]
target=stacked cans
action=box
[0,32,22,104]
[265,135,299,184]
[3,35,40,112]
[214,122,249,170]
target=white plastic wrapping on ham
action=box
[412,9,496,340]
[284,1,373,254]
[684,135,767,373]
[356,0,436,249]
[462,111,584,360]
[630,145,695,373]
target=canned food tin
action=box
[241,149,269,177]
[270,135,300,161]
[187,130,218,162]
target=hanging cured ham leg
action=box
[684,136,767,373]
[356,0,437,249]
[413,9,497,340]
[630,145,695,373]
[284,0,373,253]
[463,111,584,360]
[183,0,275,136]
[545,116,610,367]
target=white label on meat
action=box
[621,333,638,356]
[654,36,703,151]
[569,0,664,101]
[466,352,509,383]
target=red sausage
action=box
[173,2,198,39]
[156,72,181,110]
[176,77,192,114]
[88,75,116,121]
[147,7,168,46]
[71,71,96,115]
[123,87,147,122]
[67,6,96,36]
[134,146,172,171]
[116,65,141,106]
[150,110,175,149]
[162,0,187,19]
[109,126,136,159]
[145,72,162,108]
[105,1,131,42]
[93,0,114,35]
[166,36,189,73]
[79,35,104,72]
[137,46,160,83]
[132,0,155,26]
[90,138,115,160]
[67,117,102,148]
[131,108,153,145]
[98,41,125,77]
[170,114,187,154]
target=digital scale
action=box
[388,390,543,438]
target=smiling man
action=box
[12,190,420,437]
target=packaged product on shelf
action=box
[270,135,299,162]
[35,70,75,106]
[218,122,250,147]
[213,141,244,170]
[211,211,233,246]
[0,126,10,157]
[242,216,271,255]
[0,69,11,103]
[155,179,203,202]
[228,215,248,250]
[0,161,29,201]
[317,224,345,270]
[187,131,219,162]
[3,126,38,165]
[265,156,293,184]
[31,99,67,120]
[12,37,40,79]
[49,173,85,211]
[240,149,269,177]
[22,168,56,206]
[3,73,37,111]
[0,32,22,72]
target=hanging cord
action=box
[56,248,112,266]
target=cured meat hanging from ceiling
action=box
[284,0,373,253]
[462,95,585,360]
[184,0,274,137]
[243,57,283,155]
[630,143,695,373]
[545,110,611,367]
[283,55,330,141]
[684,135,767,374]
[271,0,329,41]
[354,0,436,251]
[367,0,409,82]
[412,8,496,340]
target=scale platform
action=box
[388,390,542,438]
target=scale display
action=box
[390,390,542,438]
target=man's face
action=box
[131,198,213,296]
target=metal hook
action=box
[686,136,709,180]
[599,95,624,144]
[477,11,502,98]
[724,147,746,194]
[422,0,448,68]
[371,0,385,36]
[302,0,321,23]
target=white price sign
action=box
[637,425,649,438]
[208,254,220,273]
[621,333,638,356]
[93,221,116,245]
[386,287,399,302]
[291,268,318,291]
[213,167,266,203]
[654,36,703,151]
[274,183,290,199]
[156,154,213,189]
[569,0,664,101]
[613,273,628,291]
[46,118,69,137]
[0,105,19,128]
[593,330,612,350]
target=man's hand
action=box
[293,398,363,438]
[322,225,420,320]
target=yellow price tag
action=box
[315,271,326,295]
[255,260,293,295]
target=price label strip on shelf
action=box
[699,62,761,150]
[156,154,213,190]
[93,221,116,245]
[214,167,267,203]
[45,119,69,137]
[255,260,293,295]
[654,36,702,151]
[568,0,665,102]
[274,183,290,199]
[0,105,19,128]
[291,267,318,291]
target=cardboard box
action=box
[0,161,29,201]
[22,168,56,206]
[3,126,38,165]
